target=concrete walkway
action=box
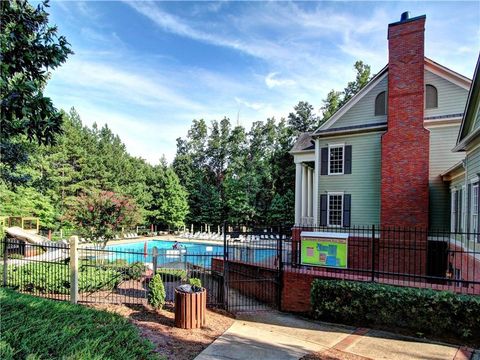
[195,311,474,360]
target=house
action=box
[443,54,480,242]
[291,12,472,231]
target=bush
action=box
[311,280,480,344]
[6,262,122,294]
[156,268,187,282]
[189,277,202,288]
[148,274,166,309]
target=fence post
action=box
[223,221,228,311]
[152,246,158,275]
[371,225,375,282]
[277,225,284,310]
[3,235,8,287]
[70,236,79,304]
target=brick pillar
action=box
[381,13,429,229]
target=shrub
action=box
[311,280,480,344]
[156,268,187,282]
[189,277,202,288]
[6,262,122,294]
[148,274,166,309]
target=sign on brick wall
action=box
[300,232,348,269]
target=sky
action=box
[44,0,480,164]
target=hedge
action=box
[311,280,480,344]
[3,259,144,294]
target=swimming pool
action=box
[103,239,277,267]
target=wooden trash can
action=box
[174,288,206,329]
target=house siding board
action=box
[332,76,388,129]
[424,70,469,118]
[466,148,480,183]
[317,132,382,226]
[429,125,464,230]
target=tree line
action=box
[0,0,372,232]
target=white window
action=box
[451,190,456,232]
[328,145,344,175]
[327,193,343,227]
[472,184,478,235]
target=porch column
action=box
[307,168,313,221]
[295,163,303,225]
[302,165,308,221]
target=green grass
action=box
[0,289,160,360]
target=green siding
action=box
[332,76,388,129]
[317,132,382,225]
[428,124,464,230]
[466,146,480,183]
[424,70,469,118]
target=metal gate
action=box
[223,226,286,312]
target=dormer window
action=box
[425,84,438,109]
[374,91,386,116]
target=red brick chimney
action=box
[381,12,429,229]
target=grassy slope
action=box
[0,289,160,360]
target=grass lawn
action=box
[0,288,160,360]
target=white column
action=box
[307,167,313,219]
[302,165,308,220]
[313,139,319,225]
[295,163,303,225]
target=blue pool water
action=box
[104,240,276,267]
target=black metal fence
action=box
[2,225,479,312]
[287,225,480,295]
[1,238,224,306]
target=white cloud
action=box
[265,72,296,89]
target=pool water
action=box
[107,240,223,254]
[104,240,276,267]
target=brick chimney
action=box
[381,12,429,228]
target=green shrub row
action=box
[311,280,480,344]
[5,259,145,295]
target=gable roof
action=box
[314,65,388,133]
[453,53,480,152]
[290,132,315,153]
[313,58,471,135]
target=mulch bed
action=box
[89,302,235,360]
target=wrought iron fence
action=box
[287,225,480,295]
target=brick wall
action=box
[381,15,430,229]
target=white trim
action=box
[423,118,462,128]
[424,59,471,91]
[318,68,388,131]
[471,183,478,236]
[327,144,345,175]
[326,192,344,227]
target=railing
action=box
[289,225,480,295]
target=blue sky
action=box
[45,1,480,163]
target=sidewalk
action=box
[195,311,474,360]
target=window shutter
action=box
[320,194,327,226]
[467,184,472,233]
[454,191,459,232]
[458,189,463,232]
[343,194,351,227]
[321,147,328,175]
[344,145,352,174]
